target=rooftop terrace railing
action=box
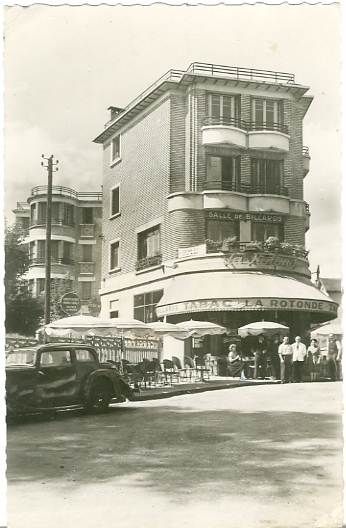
[104,63,296,129]
[31,186,102,201]
[187,62,295,84]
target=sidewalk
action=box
[132,376,279,401]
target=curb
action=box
[131,380,278,402]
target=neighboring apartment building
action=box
[317,278,343,325]
[94,62,337,349]
[13,185,102,313]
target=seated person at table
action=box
[227,344,244,378]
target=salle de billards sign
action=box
[61,293,81,315]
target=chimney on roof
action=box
[108,106,123,120]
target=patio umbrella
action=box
[45,315,115,337]
[107,317,155,337]
[310,323,343,338]
[176,320,229,337]
[147,321,191,340]
[238,321,289,338]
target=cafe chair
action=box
[184,356,198,381]
[172,356,189,382]
[163,359,181,385]
[195,356,210,382]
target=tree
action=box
[5,222,29,296]
[5,222,44,336]
[49,274,74,321]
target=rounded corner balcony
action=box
[202,118,290,152]
[302,146,310,176]
[247,122,289,152]
[202,118,247,149]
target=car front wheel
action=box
[86,382,112,413]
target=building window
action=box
[51,240,59,261]
[138,226,160,260]
[81,282,92,301]
[251,98,283,131]
[37,278,45,295]
[110,240,120,270]
[251,158,285,194]
[111,136,121,163]
[110,310,119,319]
[37,202,47,224]
[206,219,239,243]
[61,203,75,227]
[82,207,93,224]
[29,241,35,261]
[136,226,161,270]
[51,202,60,224]
[252,222,283,242]
[62,242,73,264]
[206,155,241,191]
[82,245,92,262]
[37,240,46,260]
[30,203,36,223]
[111,186,120,217]
[207,93,240,126]
[134,290,163,323]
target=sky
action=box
[3,2,343,278]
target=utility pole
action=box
[41,154,59,326]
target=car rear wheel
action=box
[86,382,112,413]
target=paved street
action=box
[7,382,343,528]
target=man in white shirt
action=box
[278,336,293,383]
[292,336,307,383]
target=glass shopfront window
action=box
[206,219,239,242]
[134,290,163,323]
[252,222,283,242]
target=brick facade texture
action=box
[101,80,310,281]
[102,97,171,278]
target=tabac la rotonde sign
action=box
[60,292,82,315]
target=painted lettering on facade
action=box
[156,298,338,317]
[225,252,299,271]
[206,211,283,222]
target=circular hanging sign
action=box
[61,292,81,315]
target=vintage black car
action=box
[6,343,134,414]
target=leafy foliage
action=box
[5,222,43,336]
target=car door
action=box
[34,349,78,408]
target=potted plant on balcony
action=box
[221,236,238,252]
[205,239,222,253]
[263,237,280,252]
[293,245,309,258]
[244,241,263,252]
[279,242,295,255]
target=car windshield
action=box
[6,349,37,366]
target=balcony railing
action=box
[79,262,95,275]
[80,224,95,238]
[203,116,288,135]
[135,254,162,272]
[204,181,289,196]
[30,257,75,266]
[187,62,295,84]
[30,218,75,228]
[205,239,309,259]
[302,146,310,156]
[203,116,248,129]
[31,185,102,201]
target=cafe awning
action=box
[156,272,338,319]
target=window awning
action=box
[156,272,338,319]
